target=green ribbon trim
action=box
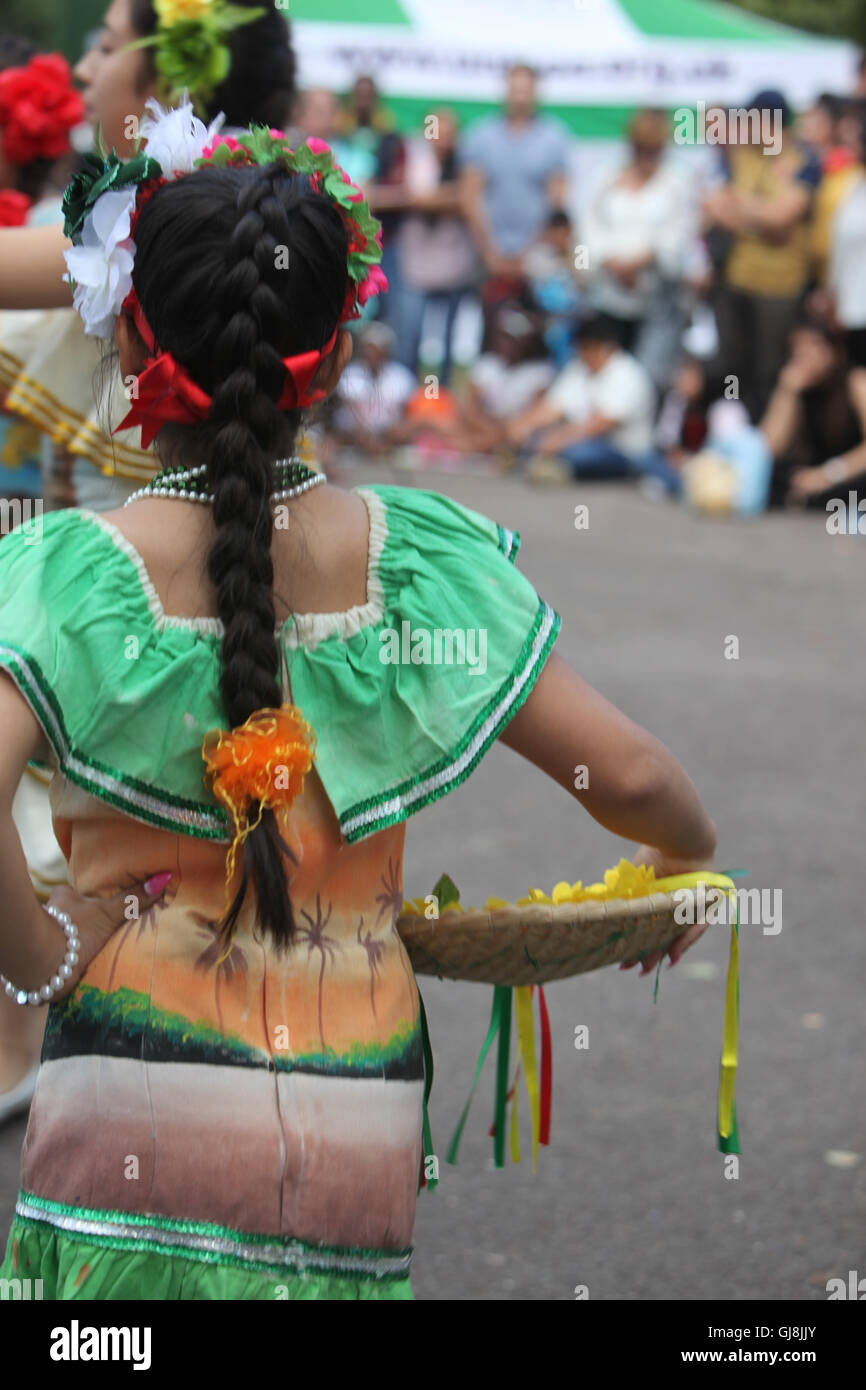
[445,984,514,1169]
[446,988,502,1165]
[492,986,512,1169]
[417,992,437,1192]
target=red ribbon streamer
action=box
[537,984,552,1146]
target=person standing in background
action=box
[810,96,864,293]
[580,109,694,392]
[371,109,479,382]
[296,87,376,189]
[459,64,571,300]
[703,90,821,422]
[339,75,407,330]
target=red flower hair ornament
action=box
[0,54,84,166]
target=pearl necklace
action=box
[123,457,327,508]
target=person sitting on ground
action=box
[382,303,555,464]
[327,322,417,459]
[507,313,681,493]
[760,315,866,507]
[655,355,710,468]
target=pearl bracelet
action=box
[1,906,81,1007]
[822,457,849,486]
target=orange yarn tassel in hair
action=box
[202,705,317,938]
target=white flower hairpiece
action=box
[63,94,224,337]
[64,188,137,339]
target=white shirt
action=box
[335,361,417,434]
[470,354,555,419]
[829,173,866,329]
[581,162,695,318]
[545,350,656,456]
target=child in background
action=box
[523,209,583,368]
[378,304,554,465]
[329,321,418,459]
[508,313,682,493]
[655,355,709,467]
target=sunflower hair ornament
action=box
[202,704,316,928]
[125,0,266,114]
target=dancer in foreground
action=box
[0,0,297,1124]
[0,104,716,1299]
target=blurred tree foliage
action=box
[0,0,54,45]
[0,0,105,59]
[730,0,866,46]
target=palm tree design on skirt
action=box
[356,915,386,1024]
[377,854,416,1005]
[297,894,338,1056]
[376,854,403,925]
[105,877,175,996]
[194,923,249,1036]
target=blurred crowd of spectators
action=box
[3,38,866,519]
[310,63,866,516]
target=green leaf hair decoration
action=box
[62,150,165,241]
[123,0,266,115]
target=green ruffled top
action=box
[0,484,561,844]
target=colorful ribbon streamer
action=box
[446,871,741,1168]
[417,992,437,1191]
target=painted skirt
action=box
[1,768,423,1300]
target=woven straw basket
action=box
[396,888,697,987]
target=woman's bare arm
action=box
[499,651,717,861]
[0,225,73,309]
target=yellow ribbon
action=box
[514,985,541,1171]
[652,871,739,1141]
[510,1050,521,1164]
[505,871,740,1159]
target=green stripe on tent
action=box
[381,96,655,140]
[619,0,806,44]
[287,0,411,22]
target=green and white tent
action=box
[289,0,857,138]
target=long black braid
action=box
[131,164,349,950]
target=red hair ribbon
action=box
[114,287,338,449]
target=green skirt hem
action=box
[1,1219,414,1301]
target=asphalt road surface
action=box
[1,468,863,1301]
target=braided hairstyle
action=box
[131,164,349,950]
[129,0,296,129]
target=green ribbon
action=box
[446,984,513,1169]
[492,986,512,1169]
[447,987,502,1165]
[417,991,437,1191]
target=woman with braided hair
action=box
[0,104,717,1299]
[0,0,298,1128]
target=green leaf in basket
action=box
[432,873,460,912]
